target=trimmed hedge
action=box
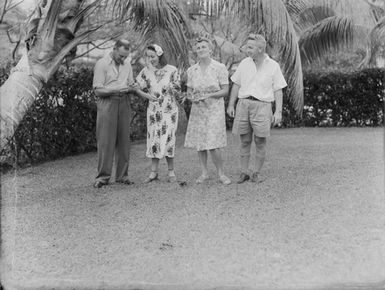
[1,65,97,168]
[282,68,384,127]
[0,64,383,170]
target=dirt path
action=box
[1,128,384,290]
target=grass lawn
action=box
[1,127,384,290]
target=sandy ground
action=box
[1,128,384,290]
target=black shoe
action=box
[93,181,107,188]
[237,173,250,184]
[116,179,134,185]
[250,172,259,183]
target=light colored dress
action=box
[136,64,181,159]
[184,59,229,151]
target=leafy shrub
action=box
[0,60,16,84]
[280,68,384,127]
[1,65,97,167]
[130,94,148,141]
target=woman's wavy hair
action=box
[147,45,168,67]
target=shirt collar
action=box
[106,52,114,64]
[247,54,269,63]
[105,52,128,66]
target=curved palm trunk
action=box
[0,54,43,150]
[0,0,100,150]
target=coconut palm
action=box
[286,0,385,67]
[0,0,191,150]
[187,0,385,115]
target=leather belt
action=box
[109,93,127,100]
[245,96,260,101]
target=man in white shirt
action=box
[227,34,287,183]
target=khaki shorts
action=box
[232,98,272,137]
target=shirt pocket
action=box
[258,73,274,92]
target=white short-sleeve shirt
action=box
[231,55,287,102]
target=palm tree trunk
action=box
[0,54,43,150]
[0,0,96,150]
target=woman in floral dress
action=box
[184,37,231,185]
[134,44,181,183]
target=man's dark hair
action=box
[115,39,131,50]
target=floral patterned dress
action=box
[136,64,181,159]
[184,59,229,151]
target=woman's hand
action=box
[117,87,129,94]
[226,105,235,118]
[186,89,209,103]
[146,94,158,102]
[133,85,158,102]
[200,92,211,100]
[192,93,202,103]
[128,83,140,93]
[193,90,206,103]
[180,93,187,104]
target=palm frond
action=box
[109,0,191,68]
[49,23,107,75]
[299,16,355,65]
[364,0,385,22]
[360,16,385,67]
[39,0,63,44]
[284,0,309,17]
[364,0,385,11]
[369,16,385,62]
[285,0,335,33]
[295,6,335,33]
[189,12,249,67]
[65,0,102,34]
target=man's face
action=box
[112,46,130,65]
[244,39,265,59]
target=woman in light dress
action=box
[184,37,231,185]
[134,44,182,183]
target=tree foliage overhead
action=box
[104,0,192,68]
[286,0,385,68]
[298,16,355,64]
[15,0,192,76]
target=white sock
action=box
[149,171,157,178]
[168,169,176,177]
